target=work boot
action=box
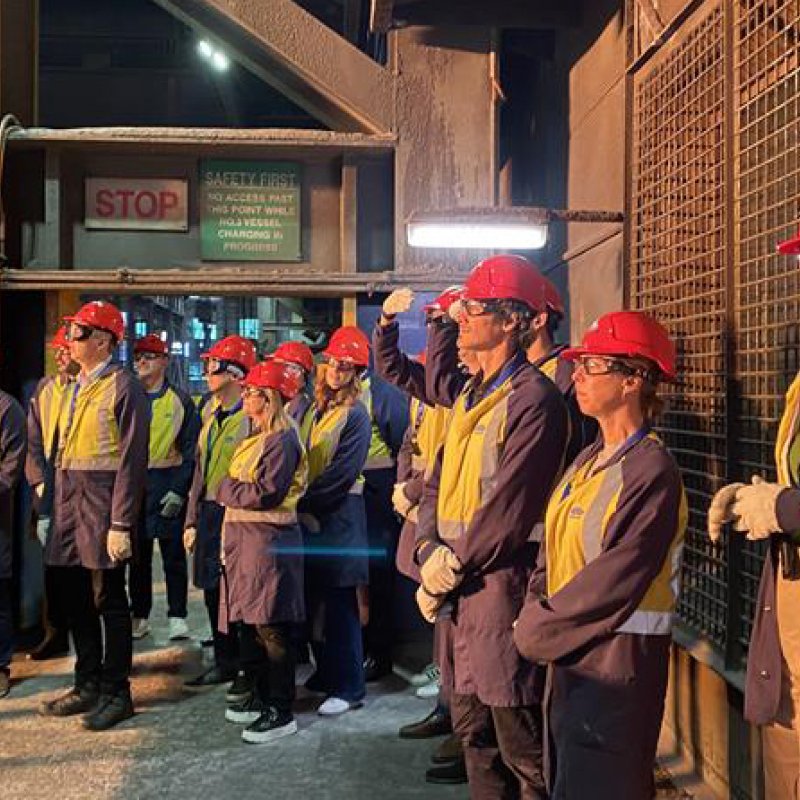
[28,632,70,661]
[426,757,468,785]
[82,690,134,731]
[363,654,392,683]
[0,668,9,699]
[431,733,463,764]
[183,666,236,692]
[398,706,452,739]
[226,671,253,704]
[40,683,100,717]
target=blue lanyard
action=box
[465,352,526,410]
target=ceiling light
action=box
[211,51,230,71]
[196,40,214,59]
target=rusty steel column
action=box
[0,0,37,125]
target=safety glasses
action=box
[460,299,502,318]
[202,358,227,376]
[576,356,637,377]
[65,322,95,342]
[133,352,163,363]
[326,357,356,373]
[241,387,266,399]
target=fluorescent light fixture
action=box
[407,208,549,250]
[197,40,214,59]
[211,51,230,71]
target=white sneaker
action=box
[317,696,363,716]
[168,617,190,641]
[415,681,440,699]
[131,618,151,640]
[409,663,440,687]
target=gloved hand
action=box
[416,586,444,624]
[407,505,419,525]
[382,288,415,318]
[707,482,745,542]
[36,516,50,548]
[107,529,132,562]
[159,490,185,519]
[448,298,465,323]
[392,482,414,518]
[731,476,785,540]
[420,544,463,596]
[183,526,197,554]
[34,483,45,500]
[299,513,321,534]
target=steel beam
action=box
[152,0,393,134]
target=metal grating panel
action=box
[630,4,730,650]
[734,0,800,649]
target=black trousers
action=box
[253,623,295,714]
[62,565,133,695]
[204,585,238,675]
[42,565,70,640]
[129,534,188,619]
[451,692,546,800]
[0,578,11,670]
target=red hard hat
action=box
[49,326,70,350]
[241,361,302,402]
[134,334,168,356]
[562,311,676,381]
[423,286,463,315]
[274,340,314,373]
[323,326,370,367]
[64,301,125,342]
[777,227,800,256]
[201,335,257,371]
[462,255,547,313]
[543,277,565,315]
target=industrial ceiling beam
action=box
[152,0,393,134]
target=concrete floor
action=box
[1,577,709,800]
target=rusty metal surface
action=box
[152,0,393,133]
[408,206,624,225]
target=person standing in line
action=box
[272,340,316,440]
[182,335,256,693]
[129,334,200,642]
[217,361,307,744]
[39,301,149,730]
[299,327,371,716]
[25,325,76,661]
[514,311,686,799]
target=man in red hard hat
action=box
[25,326,77,661]
[128,334,200,643]
[416,255,569,797]
[183,335,256,697]
[39,300,150,730]
[273,340,315,439]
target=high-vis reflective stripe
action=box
[437,376,513,542]
[776,372,800,486]
[223,428,308,525]
[298,402,315,446]
[360,378,394,469]
[538,354,559,383]
[544,434,687,636]
[306,405,364,493]
[38,377,72,461]
[197,400,250,500]
[58,371,122,471]
[410,398,450,479]
[148,387,185,469]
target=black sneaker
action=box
[242,707,298,744]
[183,666,236,692]
[225,671,253,704]
[40,683,100,717]
[225,694,268,724]
[363,654,392,683]
[0,669,9,699]
[82,690,134,731]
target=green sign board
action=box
[199,160,301,261]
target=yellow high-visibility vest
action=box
[38,376,72,462]
[307,404,364,492]
[198,399,250,501]
[148,386,186,469]
[409,398,450,480]
[360,378,394,470]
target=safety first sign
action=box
[85,178,189,231]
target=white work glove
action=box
[416,586,444,624]
[183,526,197,554]
[159,490,185,519]
[707,482,745,542]
[448,298,465,322]
[107,529,132,562]
[407,506,419,525]
[299,513,321,534]
[420,544,463,596]
[731,476,785,540]
[34,483,45,500]
[36,517,50,548]
[382,288,415,318]
[392,482,414,518]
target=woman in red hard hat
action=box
[216,361,307,744]
[514,310,687,799]
[298,326,372,716]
